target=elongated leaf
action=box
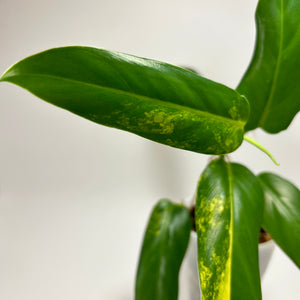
[0,46,249,154]
[135,199,192,300]
[258,172,300,268]
[196,158,263,300]
[237,0,300,133]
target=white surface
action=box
[0,0,299,299]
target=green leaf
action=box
[258,172,300,268]
[0,46,249,154]
[196,158,263,300]
[237,0,300,133]
[135,199,192,300]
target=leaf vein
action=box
[4,73,245,127]
[258,0,284,126]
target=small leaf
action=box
[258,172,300,268]
[0,46,249,154]
[135,199,192,300]
[196,158,263,300]
[237,0,300,133]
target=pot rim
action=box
[259,238,275,248]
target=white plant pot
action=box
[179,232,275,300]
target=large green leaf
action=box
[135,199,192,300]
[196,158,263,300]
[0,46,249,154]
[258,172,300,268]
[237,0,300,133]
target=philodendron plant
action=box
[1,0,299,299]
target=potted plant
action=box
[1,0,299,299]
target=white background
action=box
[0,0,299,299]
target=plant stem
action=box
[243,136,280,166]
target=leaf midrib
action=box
[226,162,233,300]
[2,73,245,127]
[156,210,172,300]
[259,0,284,126]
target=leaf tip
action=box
[0,66,13,83]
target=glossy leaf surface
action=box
[258,172,300,267]
[196,158,263,300]
[0,46,249,154]
[135,199,191,300]
[237,0,300,133]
